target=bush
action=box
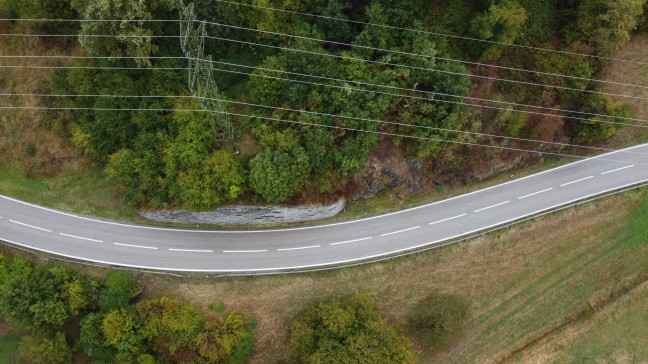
[409,292,469,351]
[99,270,141,312]
[17,332,72,364]
[290,292,418,363]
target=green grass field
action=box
[0,334,21,363]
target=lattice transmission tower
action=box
[179,1,233,141]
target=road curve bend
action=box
[1,143,648,273]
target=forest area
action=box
[0,0,647,211]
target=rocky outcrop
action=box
[139,198,346,225]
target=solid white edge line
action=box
[277,245,321,251]
[223,250,268,253]
[474,201,510,213]
[59,232,102,243]
[518,188,553,200]
[168,248,213,253]
[114,243,158,250]
[560,176,594,187]
[380,226,421,237]
[1,179,647,272]
[330,237,373,246]
[9,219,52,232]
[1,142,646,234]
[429,213,467,225]
[601,164,634,175]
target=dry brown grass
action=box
[602,33,648,145]
[0,25,87,176]
[139,190,647,363]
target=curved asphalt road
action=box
[1,143,648,273]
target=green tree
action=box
[290,292,418,364]
[471,0,528,60]
[0,268,70,330]
[176,151,246,210]
[17,332,72,364]
[70,0,174,66]
[80,312,117,362]
[249,128,311,203]
[99,270,141,312]
[564,0,646,56]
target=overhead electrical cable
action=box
[1,57,645,127]
[200,21,648,91]
[5,91,648,157]
[211,0,648,67]
[4,30,648,92]
[2,61,645,125]
[204,35,647,101]
[0,104,645,166]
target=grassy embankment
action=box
[126,189,645,363]
[0,32,647,226]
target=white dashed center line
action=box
[474,201,510,213]
[518,188,553,200]
[330,237,373,246]
[560,176,594,187]
[277,245,320,251]
[168,248,213,253]
[9,219,51,233]
[114,242,158,250]
[601,165,634,175]
[381,226,420,237]
[223,249,268,253]
[59,233,103,243]
[429,213,467,225]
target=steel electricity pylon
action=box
[179,1,233,141]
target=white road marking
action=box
[277,245,320,251]
[560,176,594,187]
[474,201,510,213]
[168,248,213,253]
[114,242,158,250]
[330,237,373,246]
[429,213,467,225]
[59,233,103,243]
[381,226,420,237]
[9,219,51,232]
[223,249,268,253]
[601,165,634,175]
[518,188,553,200]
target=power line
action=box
[1,58,645,127]
[202,21,648,91]
[4,60,646,124]
[206,34,648,102]
[0,104,644,166]
[3,31,646,99]
[5,29,648,92]
[209,60,648,125]
[5,91,646,156]
[210,65,645,129]
[0,18,178,23]
[212,0,648,67]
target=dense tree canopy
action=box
[290,292,418,363]
[3,0,645,208]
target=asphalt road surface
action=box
[1,143,647,273]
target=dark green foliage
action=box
[564,92,630,144]
[17,332,72,364]
[290,292,418,363]
[0,257,98,330]
[249,126,311,202]
[471,0,528,60]
[99,270,140,312]
[562,0,646,56]
[80,312,117,362]
[409,292,469,351]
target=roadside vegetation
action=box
[1,0,646,214]
[1,187,646,362]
